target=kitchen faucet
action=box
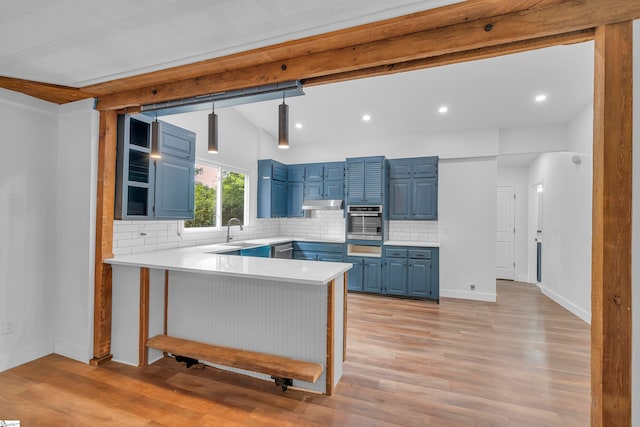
[226,217,243,242]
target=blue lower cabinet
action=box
[240,245,271,257]
[345,256,364,291]
[363,259,382,293]
[293,251,316,260]
[385,258,407,295]
[408,259,431,298]
[222,250,241,256]
[317,253,343,262]
[383,246,439,301]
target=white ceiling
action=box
[0,0,462,86]
[1,1,594,161]
[234,41,594,145]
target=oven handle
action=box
[348,213,381,217]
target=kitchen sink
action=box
[220,241,262,248]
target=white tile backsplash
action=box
[388,220,438,242]
[112,218,280,255]
[112,213,436,255]
[279,210,345,240]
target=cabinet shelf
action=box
[116,114,195,220]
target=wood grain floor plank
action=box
[0,281,589,426]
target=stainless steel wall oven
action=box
[346,205,383,240]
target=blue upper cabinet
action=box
[346,156,385,204]
[413,177,437,219]
[305,181,324,200]
[388,156,438,220]
[346,158,365,203]
[154,121,196,219]
[305,164,324,181]
[287,181,304,217]
[306,161,344,201]
[287,165,304,182]
[259,160,345,217]
[257,159,288,218]
[413,157,438,178]
[388,179,411,219]
[324,180,344,200]
[389,161,412,179]
[324,162,344,181]
[116,114,195,220]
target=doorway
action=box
[496,185,515,280]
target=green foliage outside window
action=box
[221,171,245,224]
[185,167,245,228]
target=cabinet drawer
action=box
[385,248,408,258]
[408,249,432,259]
[294,242,343,253]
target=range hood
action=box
[301,199,343,210]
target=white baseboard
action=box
[440,289,497,302]
[515,274,529,282]
[53,340,92,364]
[0,340,53,373]
[111,357,138,367]
[542,287,591,324]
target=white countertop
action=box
[105,237,350,286]
[384,240,440,247]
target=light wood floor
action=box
[0,281,590,426]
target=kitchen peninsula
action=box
[105,240,350,395]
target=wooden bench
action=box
[146,335,324,390]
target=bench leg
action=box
[271,376,293,391]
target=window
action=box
[184,163,246,229]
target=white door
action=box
[496,186,515,280]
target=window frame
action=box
[180,159,250,233]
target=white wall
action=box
[0,90,59,371]
[267,127,500,164]
[438,158,497,301]
[498,124,569,155]
[497,165,530,282]
[52,99,99,363]
[632,18,639,427]
[527,102,593,323]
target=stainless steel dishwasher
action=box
[271,242,293,259]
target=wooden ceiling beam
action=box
[81,0,564,97]
[303,29,595,88]
[95,0,640,111]
[0,76,90,104]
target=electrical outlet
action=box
[470,284,476,290]
[2,320,15,335]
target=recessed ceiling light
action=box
[362,114,371,122]
[535,94,547,102]
[438,106,448,114]
[295,123,303,129]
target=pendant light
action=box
[150,112,162,159]
[208,103,218,154]
[278,93,289,149]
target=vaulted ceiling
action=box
[0,0,594,152]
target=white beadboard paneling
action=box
[168,270,328,392]
[111,266,140,366]
[333,275,344,386]
[149,269,166,364]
